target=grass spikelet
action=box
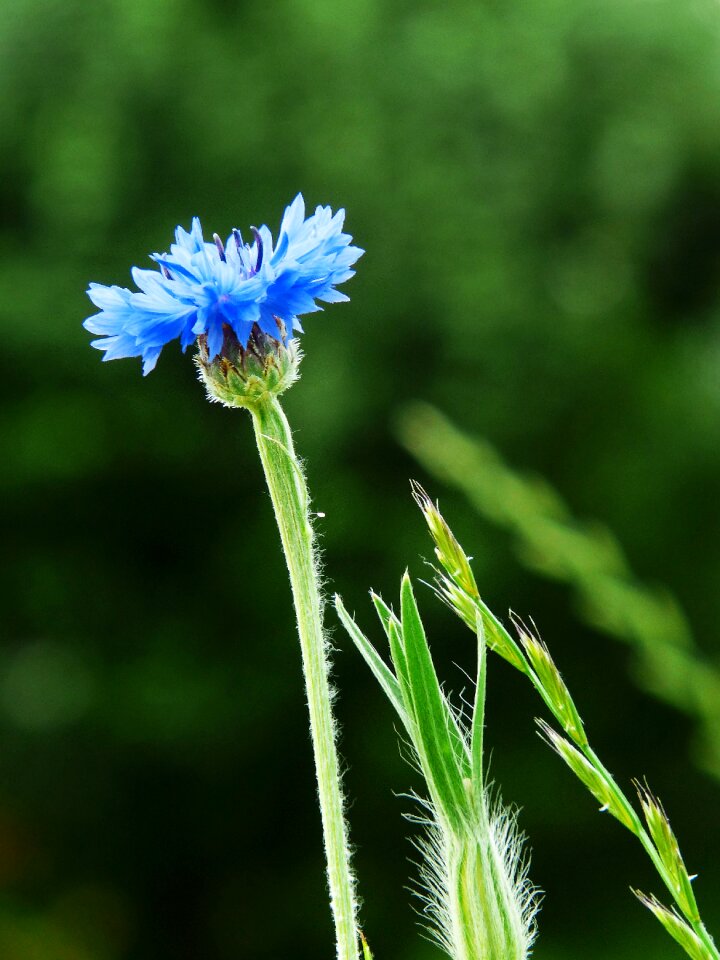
[537,721,635,832]
[398,404,720,781]
[634,893,714,960]
[514,619,586,747]
[635,785,700,923]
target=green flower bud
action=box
[196,323,302,409]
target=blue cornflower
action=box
[84,194,363,375]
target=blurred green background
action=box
[1,0,720,957]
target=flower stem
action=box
[250,393,359,960]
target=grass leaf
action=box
[334,595,408,726]
[400,572,470,826]
[470,613,487,797]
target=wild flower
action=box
[83,194,363,375]
[85,197,364,960]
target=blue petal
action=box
[206,320,225,361]
[84,197,361,374]
[142,346,163,375]
[151,257,200,284]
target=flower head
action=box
[84,194,363,375]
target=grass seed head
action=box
[515,622,586,746]
[538,721,636,832]
[634,892,712,960]
[636,784,700,922]
[412,483,479,598]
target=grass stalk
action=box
[397,403,720,780]
[413,486,719,960]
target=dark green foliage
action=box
[1,0,720,957]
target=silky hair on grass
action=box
[407,790,540,960]
[335,577,540,960]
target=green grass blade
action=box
[371,591,400,638]
[334,595,408,726]
[360,932,373,960]
[380,600,414,713]
[370,591,413,702]
[470,613,487,797]
[400,572,470,826]
[374,589,470,784]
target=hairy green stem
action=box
[250,394,359,960]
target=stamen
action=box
[251,226,264,273]
[232,228,243,249]
[213,233,226,262]
[274,316,288,341]
[160,264,173,280]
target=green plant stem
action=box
[250,393,359,960]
